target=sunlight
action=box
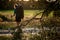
[9,0,11,1]
[34,0,38,1]
[23,0,29,1]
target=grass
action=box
[0,10,39,15]
[0,10,55,25]
[0,10,56,29]
[0,10,40,28]
[0,10,41,21]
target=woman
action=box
[12,3,24,26]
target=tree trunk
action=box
[12,26,22,40]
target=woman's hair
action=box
[15,4,18,7]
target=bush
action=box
[40,17,60,40]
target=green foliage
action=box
[0,36,12,40]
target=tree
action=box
[12,26,22,40]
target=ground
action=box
[0,10,60,40]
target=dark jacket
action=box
[14,5,24,19]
